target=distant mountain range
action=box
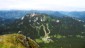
[60,11,85,21]
[0,10,85,21]
[0,10,29,19]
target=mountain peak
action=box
[30,13,37,17]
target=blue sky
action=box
[0,0,85,11]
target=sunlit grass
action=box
[0,34,26,48]
[35,39,43,43]
[0,34,39,48]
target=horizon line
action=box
[0,9,85,12]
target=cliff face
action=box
[0,34,39,48]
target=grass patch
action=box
[35,39,43,43]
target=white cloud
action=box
[0,0,85,11]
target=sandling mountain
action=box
[0,12,85,48]
[2,13,85,39]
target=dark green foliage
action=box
[39,37,85,48]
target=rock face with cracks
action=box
[0,34,39,48]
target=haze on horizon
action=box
[0,0,85,11]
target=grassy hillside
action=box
[0,34,39,48]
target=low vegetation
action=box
[0,34,39,48]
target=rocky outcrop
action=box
[0,34,39,48]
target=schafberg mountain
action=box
[2,13,85,38]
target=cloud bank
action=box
[0,0,85,11]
